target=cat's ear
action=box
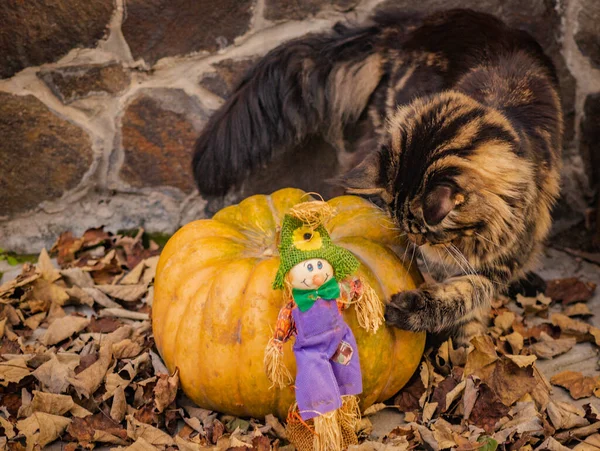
[336,147,393,204]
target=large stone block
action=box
[0,93,93,216]
[575,0,600,68]
[265,0,359,21]
[199,58,258,98]
[0,0,114,79]
[122,0,254,65]
[38,62,131,104]
[119,89,210,193]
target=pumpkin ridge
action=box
[202,258,257,413]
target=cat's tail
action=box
[192,22,385,196]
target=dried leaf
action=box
[68,343,113,398]
[463,377,478,420]
[124,437,161,450]
[573,433,600,450]
[37,248,61,282]
[530,333,577,359]
[536,436,571,451]
[30,390,74,416]
[96,284,147,302]
[104,352,149,400]
[67,413,127,446]
[93,429,128,445]
[546,401,589,430]
[60,268,94,288]
[120,261,146,285]
[479,358,538,406]
[0,415,15,439]
[112,338,144,359]
[469,383,508,433]
[65,286,94,306]
[363,403,388,416]
[394,371,426,412]
[154,368,179,412]
[99,308,149,321]
[422,402,438,423]
[493,402,543,444]
[23,311,47,330]
[551,313,590,339]
[516,293,551,314]
[494,311,516,332]
[546,277,596,304]
[431,418,457,449]
[503,331,524,354]
[41,315,90,346]
[564,303,593,317]
[110,386,127,423]
[16,412,71,450]
[127,415,175,446]
[465,335,499,376]
[30,278,70,306]
[550,371,600,400]
[32,353,79,393]
[505,354,537,368]
[265,414,287,440]
[82,287,122,308]
[0,357,30,386]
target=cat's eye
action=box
[307,263,314,272]
[317,261,323,269]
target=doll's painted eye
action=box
[307,263,314,272]
[317,261,323,270]
[303,232,312,240]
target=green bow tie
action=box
[292,277,340,312]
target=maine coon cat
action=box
[192,8,563,344]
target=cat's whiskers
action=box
[405,244,417,288]
[434,246,451,278]
[474,232,499,248]
[444,244,483,308]
[419,247,433,280]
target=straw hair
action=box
[289,200,336,229]
[264,338,293,388]
[313,410,343,451]
[355,276,384,333]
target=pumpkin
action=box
[152,188,425,419]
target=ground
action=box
[0,228,599,450]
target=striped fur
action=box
[192,9,563,344]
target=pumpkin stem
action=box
[264,338,293,388]
[355,277,385,333]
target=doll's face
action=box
[288,259,334,290]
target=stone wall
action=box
[0,0,598,253]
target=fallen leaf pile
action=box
[0,227,598,450]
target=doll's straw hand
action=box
[264,338,293,388]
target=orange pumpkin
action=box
[152,188,425,419]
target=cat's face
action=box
[342,91,533,251]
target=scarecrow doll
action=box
[264,200,384,451]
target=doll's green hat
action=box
[272,213,360,290]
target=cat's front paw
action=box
[384,290,429,331]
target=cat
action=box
[192,8,563,345]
